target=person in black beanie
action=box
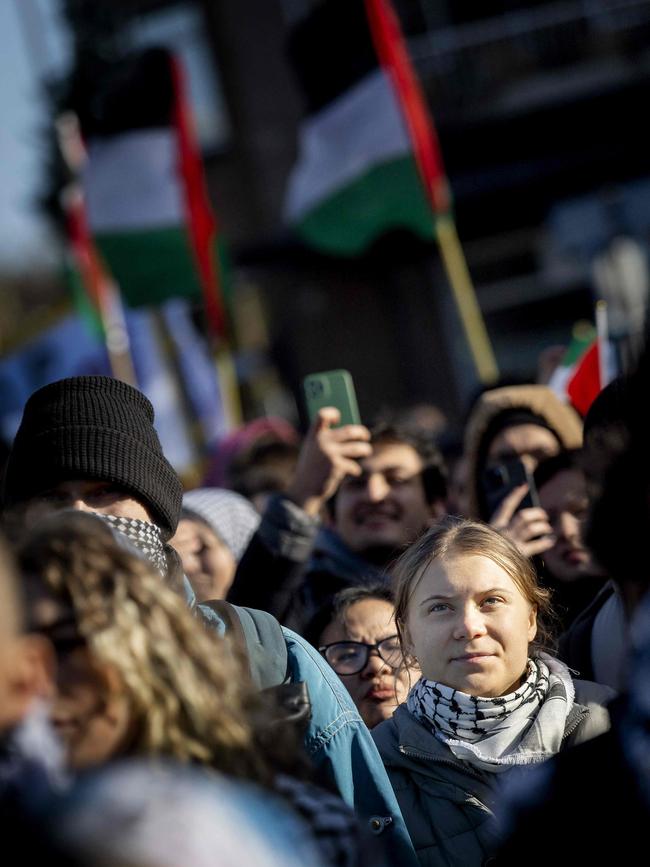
[1,376,183,584]
[0,377,426,863]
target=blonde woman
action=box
[372,517,613,867]
[17,512,373,867]
[18,511,283,782]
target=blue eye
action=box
[429,603,449,613]
[481,597,503,608]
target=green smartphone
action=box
[303,369,361,427]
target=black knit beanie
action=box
[2,376,182,539]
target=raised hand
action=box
[490,484,556,558]
[285,408,372,517]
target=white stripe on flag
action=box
[285,68,410,221]
[83,129,184,231]
[548,363,574,404]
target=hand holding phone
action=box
[484,458,555,559]
[481,458,540,520]
[287,372,369,516]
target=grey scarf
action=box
[407,653,575,773]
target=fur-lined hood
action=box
[464,385,583,519]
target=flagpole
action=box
[214,344,243,429]
[435,215,499,384]
[595,299,610,388]
[56,113,138,386]
[170,55,243,430]
[365,0,499,385]
[150,308,205,485]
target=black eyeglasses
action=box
[319,635,403,675]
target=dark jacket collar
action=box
[308,527,385,584]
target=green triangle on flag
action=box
[560,321,597,367]
[63,261,104,338]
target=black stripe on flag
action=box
[71,48,174,138]
[287,0,377,115]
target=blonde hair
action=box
[393,516,556,658]
[17,512,282,783]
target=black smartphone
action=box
[481,457,540,520]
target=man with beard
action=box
[229,410,447,632]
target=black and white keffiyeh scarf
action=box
[407,654,575,772]
[95,514,168,577]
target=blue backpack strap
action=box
[198,600,289,691]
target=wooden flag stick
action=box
[214,343,243,430]
[365,0,499,386]
[435,215,499,385]
[595,299,610,388]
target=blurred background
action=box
[2,0,650,479]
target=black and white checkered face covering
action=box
[407,653,575,772]
[95,514,167,577]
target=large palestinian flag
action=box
[284,0,446,255]
[75,48,225,336]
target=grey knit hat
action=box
[2,376,182,539]
[182,488,260,562]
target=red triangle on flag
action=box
[566,340,601,417]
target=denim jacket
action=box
[191,584,417,866]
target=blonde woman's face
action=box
[50,644,135,770]
[405,553,537,697]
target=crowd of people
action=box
[1,354,649,866]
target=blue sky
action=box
[0,0,69,270]
[0,1,227,272]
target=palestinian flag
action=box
[76,48,226,337]
[285,0,448,255]
[548,319,616,417]
[63,185,109,338]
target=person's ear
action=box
[528,605,538,644]
[400,624,418,666]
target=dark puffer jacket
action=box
[372,679,613,867]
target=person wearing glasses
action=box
[310,584,420,729]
